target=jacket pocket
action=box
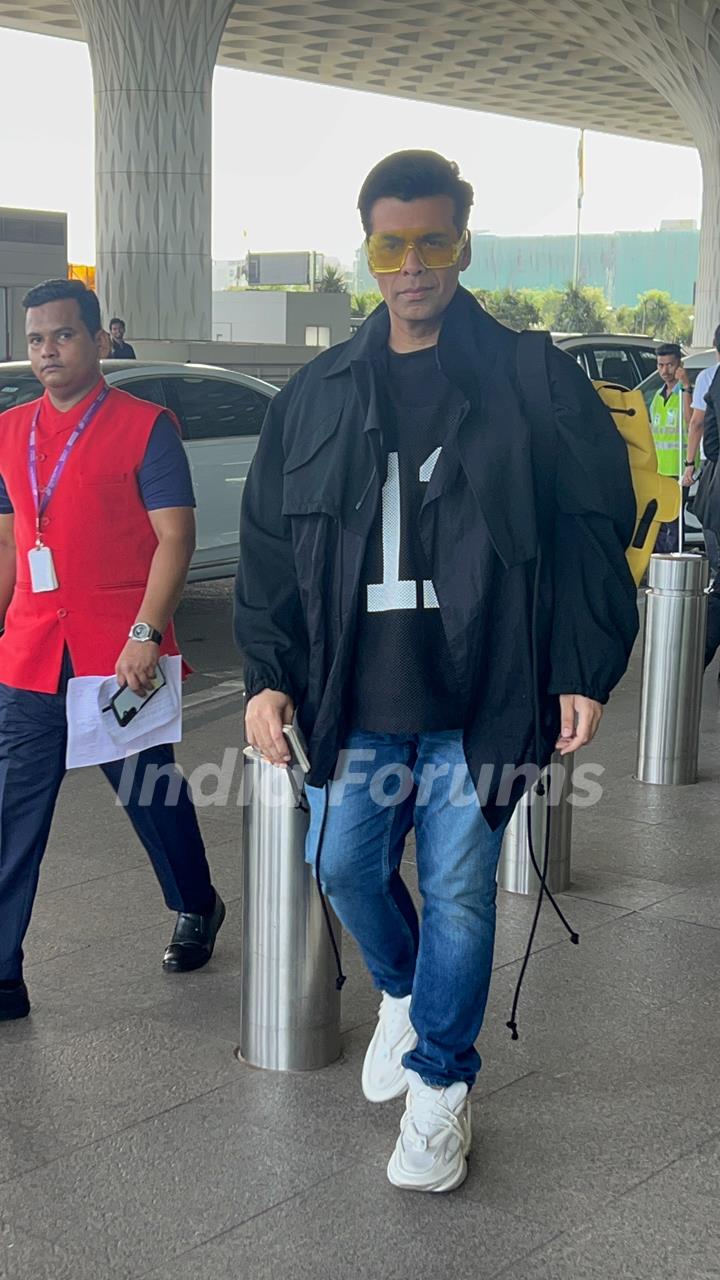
[282,410,343,517]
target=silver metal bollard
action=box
[238,747,342,1071]
[497,752,573,895]
[636,553,708,785]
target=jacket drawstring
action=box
[506,548,579,1041]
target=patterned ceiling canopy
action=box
[0,0,694,145]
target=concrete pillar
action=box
[694,140,720,347]
[73,0,233,340]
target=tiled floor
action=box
[2,642,720,1279]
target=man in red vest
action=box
[0,278,225,1021]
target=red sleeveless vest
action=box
[0,381,182,692]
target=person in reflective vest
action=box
[649,342,692,552]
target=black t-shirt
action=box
[350,345,466,733]
[111,340,136,359]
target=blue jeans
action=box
[305,730,512,1089]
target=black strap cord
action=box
[506,551,579,1041]
[507,335,582,1041]
[313,782,347,991]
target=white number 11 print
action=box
[366,448,441,613]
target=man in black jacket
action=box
[235,151,637,1193]
[695,359,720,668]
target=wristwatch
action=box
[129,622,163,644]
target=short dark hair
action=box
[713,323,720,353]
[358,150,474,237]
[656,343,682,359]
[22,278,102,336]
[109,317,125,329]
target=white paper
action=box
[65,655,183,769]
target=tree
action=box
[351,290,383,316]
[614,305,639,334]
[636,290,672,337]
[317,264,348,293]
[613,292,693,343]
[530,288,563,330]
[670,304,694,346]
[554,284,610,333]
[474,288,541,331]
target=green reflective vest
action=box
[650,385,686,478]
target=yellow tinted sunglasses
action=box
[366,228,468,273]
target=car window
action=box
[634,348,659,381]
[115,376,166,408]
[563,346,596,378]
[165,376,269,441]
[0,374,42,412]
[593,348,634,387]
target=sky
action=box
[0,25,703,268]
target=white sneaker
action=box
[361,993,417,1102]
[387,1069,472,1192]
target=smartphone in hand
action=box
[282,722,310,773]
[107,668,167,728]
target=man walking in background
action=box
[236,151,637,1193]
[0,279,224,1023]
[109,317,136,359]
[650,342,693,552]
[684,326,720,579]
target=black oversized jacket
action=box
[235,287,638,826]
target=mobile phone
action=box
[282,722,310,773]
[108,668,166,728]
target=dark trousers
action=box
[655,490,688,555]
[706,575,720,669]
[0,675,214,980]
[703,527,720,579]
[655,519,681,554]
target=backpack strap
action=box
[516,329,557,544]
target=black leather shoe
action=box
[162,892,226,973]
[0,981,30,1021]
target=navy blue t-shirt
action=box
[0,412,195,514]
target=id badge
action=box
[28,545,59,593]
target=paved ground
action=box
[2,582,720,1279]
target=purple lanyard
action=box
[28,384,110,538]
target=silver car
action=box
[0,360,276,581]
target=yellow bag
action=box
[592,380,680,585]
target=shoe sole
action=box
[162,901,226,973]
[387,1152,469,1193]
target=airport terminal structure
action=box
[0,0,718,343]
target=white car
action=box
[0,360,276,581]
[553,333,663,388]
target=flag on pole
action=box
[577,129,585,206]
[573,129,585,287]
